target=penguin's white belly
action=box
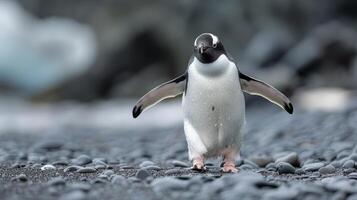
[182,56,245,159]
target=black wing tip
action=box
[284,102,294,114]
[132,105,142,118]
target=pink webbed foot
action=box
[191,156,206,171]
[221,149,239,173]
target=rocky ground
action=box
[1,100,357,200]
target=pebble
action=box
[142,165,162,171]
[102,170,114,176]
[36,141,63,151]
[53,160,69,166]
[111,175,127,184]
[266,163,277,170]
[93,158,107,166]
[275,152,300,167]
[48,177,66,186]
[59,190,86,200]
[318,164,336,175]
[139,161,155,168]
[77,167,96,173]
[249,156,274,167]
[239,164,254,170]
[243,159,259,168]
[350,154,357,162]
[171,160,189,168]
[11,174,27,182]
[347,172,357,179]
[277,162,295,174]
[64,166,83,173]
[41,164,56,171]
[135,169,151,180]
[94,165,106,170]
[73,155,92,166]
[302,162,325,172]
[342,160,355,169]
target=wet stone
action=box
[318,165,336,175]
[302,162,325,172]
[343,160,355,169]
[48,177,66,186]
[64,166,83,173]
[275,152,300,167]
[277,162,295,174]
[77,167,96,173]
[12,174,28,182]
[41,164,56,171]
[139,161,154,168]
[73,155,92,166]
[135,169,151,180]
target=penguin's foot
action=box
[221,162,238,173]
[221,149,239,173]
[191,157,206,171]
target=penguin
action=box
[132,33,293,173]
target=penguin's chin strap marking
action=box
[239,72,293,114]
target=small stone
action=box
[36,141,63,151]
[93,158,107,166]
[275,152,300,167]
[172,160,189,168]
[266,163,277,170]
[318,165,336,175]
[102,170,114,176]
[120,165,134,169]
[53,161,69,166]
[249,156,274,167]
[135,169,151,180]
[41,164,56,171]
[73,155,92,166]
[12,174,28,182]
[348,172,357,179]
[142,165,162,170]
[48,177,66,186]
[59,190,86,200]
[139,161,154,168]
[302,162,325,172]
[111,175,127,184]
[343,160,355,169]
[77,167,96,173]
[277,162,295,174]
[349,154,357,162]
[64,166,83,173]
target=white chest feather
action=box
[182,55,246,159]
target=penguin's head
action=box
[193,33,226,64]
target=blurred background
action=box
[0,0,357,132]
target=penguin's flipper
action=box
[239,72,293,114]
[132,73,187,118]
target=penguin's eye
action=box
[212,43,217,48]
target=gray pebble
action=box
[48,177,66,186]
[11,174,27,182]
[266,163,277,170]
[41,164,56,171]
[36,141,63,151]
[94,165,106,170]
[59,190,86,200]
[243,159,259,169]
[171,160,189,168]
[151,177,189,192]
[343,160,355,169]
[348,172,357,180]
[111,175,127,184]
[139,161,154,168]
[277,162,295,174]
[249,156,274,167]
[275,152,300,167]
[318,165,336,175]
[302,162,325,172]
[73,155,92,166]
[77,167,96,173]
[240,164,254,170]
[53,160,69,166]
[350,154,357,162]
[102,170,114,176]
[135,169,151,180]
[142,165,162,171]
[337,151,350,160]
[93,158,107,166]
[64,166,83,173]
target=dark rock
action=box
[77,167,96,173]
[135,169,151,180]
[11,174,28,182]
[277,162,295,174]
